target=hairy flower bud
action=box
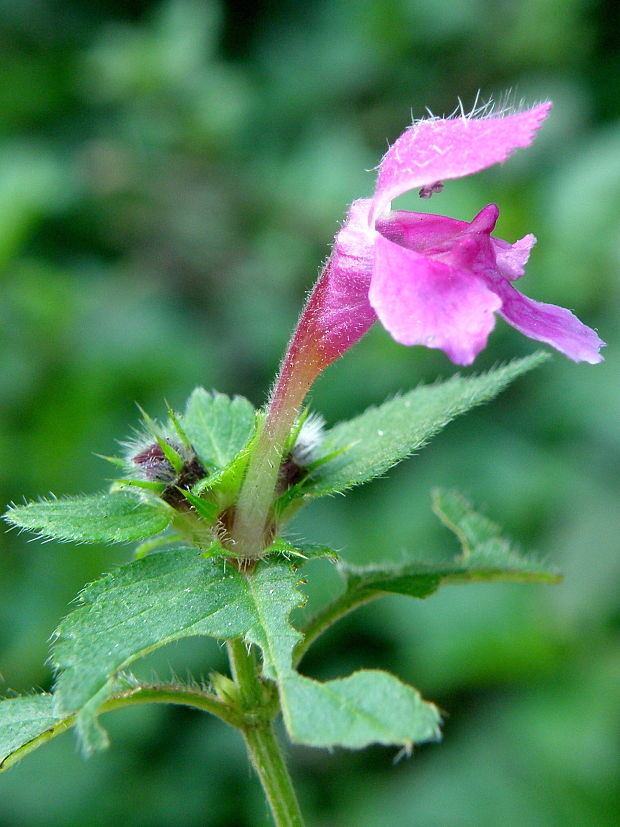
[125,436,206,509]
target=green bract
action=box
[6,355,548,548]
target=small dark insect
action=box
[418,181,444,199]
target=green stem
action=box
[293,587,378,668]
[227,638,305,827]
[242,723,304,827]
[228,637,262,706]
[104,684,247,728]
[230,361,315,559]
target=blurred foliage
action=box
[0,0,618,825]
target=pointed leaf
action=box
[183,389,255,470]
[112,479,167,493]
[50,552,442,754]
[303,353,549,496]
[264,538,340,563]
[242,562,304,681]
[433,487,516,553]
[431,488,562,581]
[165,401,192,449]
[153,435,185,473]
[52,549,254,751]
[0,695,72,771]
[178,488,219,523]
[4,493,172,544]
[332,490,560,606]
[338,550,560,604]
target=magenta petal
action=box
[491,234,536,281]
[369,233,502,365]
[376,211,473,253]
[334,199,376,265]
[468,203,499,234]
[376,204,499,259]
[376,203,501,280]
[493,280,605,364]
[304,199,377,364]
[370,103,551,225]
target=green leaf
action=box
[4,493,172,544]
[337,562,444,601]
[177,488,220,523]
[243,564,441,749]
[302,353,549,496]
[432,487,517,555]
[281,670,441,749]
[431,488,562,581]
[164,400,192,450]
[50,551,441,754]
[0,695,72,771]
[334,491,560,604]
[52,549,254,751]
[338,549,560,603]
[296,498,560,670]
[182,389,256,470]
[112,479,167,494]
[242,562,304,681]
[135,402,187,474]
[322,490,560,610]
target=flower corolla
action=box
[312,101,604,366]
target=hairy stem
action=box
[228,638,305,826]
[242,723,304,827]
[230,343,320,560]
[230,246,375,561]
[104,684,247,727]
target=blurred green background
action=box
[1,0,619,824]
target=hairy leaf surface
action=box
[243,564,441,749]
[52,549,254,750]
[303,353,548,496]
[182,389,255,470]
[4,493,171,544]
[334,489,560,605]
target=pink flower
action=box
[306,101,605,367]
[233,102,605,557]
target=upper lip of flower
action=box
[368,101,554,227]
